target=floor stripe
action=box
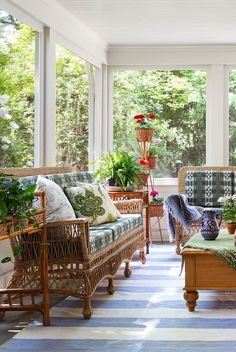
[14,326,236,341]
[2,243,236,352]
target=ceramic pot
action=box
[201,210,222,240]
[226,223,236,235]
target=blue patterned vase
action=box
[201,210,222,240]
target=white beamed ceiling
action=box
[56,0,236,46]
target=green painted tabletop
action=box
[183,229,236,270]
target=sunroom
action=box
[0,0,236,351]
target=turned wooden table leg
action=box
[184,290,199,311]
[82,298,92,319]
[107,278,115,295]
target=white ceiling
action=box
[56,0,236,47]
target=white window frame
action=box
[108,64,230,182]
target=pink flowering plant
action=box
[150,189,164,204]
[134,114,159,129]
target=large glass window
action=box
[56,44,89,169]
[0,10,35,167]
[229,70,236,165]
[113,70,206,177]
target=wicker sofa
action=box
[174,166,236,254]
[0,166,145,319]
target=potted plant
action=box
[147,141,159,169]
[134,159,149,189]
[149,189,164,217]
[218,195,236,234]
[0,173,37,235]
[134,114,158,142]
[93,151,143,191]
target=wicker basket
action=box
[135,128,155,142]
[149,203,164,217]
[148,156,157,169]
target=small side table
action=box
[108,190,151,254]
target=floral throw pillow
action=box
[64,183,121,225]
[36,175,76,222]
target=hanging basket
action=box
[135,128,155,142]
[148,156,157,169]
[149,203,164,218]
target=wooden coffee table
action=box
[181,231,236,311]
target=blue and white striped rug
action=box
[1,244,236,352]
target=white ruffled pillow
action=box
[36,175,76,222]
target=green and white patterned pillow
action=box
[64,183,121,225]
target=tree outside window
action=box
[0,10,35,167]
[113,70,206,177]
[56,44,89,170]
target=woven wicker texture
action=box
[175,166,233,254]
[2,167,145,319]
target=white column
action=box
[94,66,102,159]
[206,65,229,165]
[101,65,113,153]
[44,27,56,166]
[34,32,44,167]
[87,63,103,171]
[107,66,114,152]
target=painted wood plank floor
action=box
[1,244,236,352]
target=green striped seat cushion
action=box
[91,214,142,241]
[89,228,114,254]
[45,172,94,188]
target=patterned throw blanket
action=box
[184,231,236,271]
[165,194,203,241]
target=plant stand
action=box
[149,204,164,243]
[0,192,50,326]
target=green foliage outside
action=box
[0,12,35,167]
[113,70,207,177]
[56,45,89,169]
[0,12,89,169]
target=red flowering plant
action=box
[137,159,149,167]
[150,189,164,204]
[134,114,158,129]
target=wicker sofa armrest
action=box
[46,218,90,259]
[113,199,143,214]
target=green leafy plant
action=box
[93,151,142,191]
[218,195,236,223]
[0,173,37,229]
[150,189,164,204]
[148,141,160,157]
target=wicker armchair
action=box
[1,167,145,319]
[174,166,236,254]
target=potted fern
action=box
[93,151,142,191]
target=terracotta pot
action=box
[149,203,164,217]
[0,221,12,236]
[227,223,236,235]
[134,172,149,189]
[135,128,155,142]
[148,156,157,169]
